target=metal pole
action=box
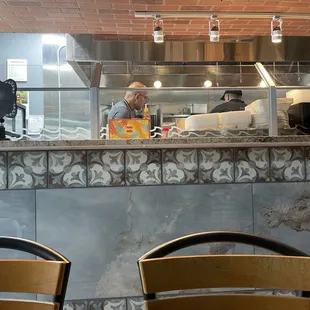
[57,45,66,139]
[267,86,278,136]
[255,62,278,136]
[135,11,310,19]
[90,87,100,139]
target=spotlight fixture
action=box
[271,16,283,43]
[153,16,164,43]
[209,15,220,42]
[153,80,162,88]
[203,80,213,87]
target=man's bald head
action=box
[128,81,146,89]
[124,81,148,110]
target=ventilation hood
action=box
[66,34,310,88]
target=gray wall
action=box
[0,183,309,301]
[0,33,44,115]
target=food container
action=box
[246,98,292,129]
[185,113,220,131]
[219,110,252,130]
[286,90,310,105]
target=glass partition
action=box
[6,89,90,140]
[2,61,308,141]
[263,63,310,135]
[99,87,270,139]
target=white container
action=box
[246,98,293,114]
[286,90,310,105]
[219,110,252,130]
[185,113,220,131]
[246,98,292,129]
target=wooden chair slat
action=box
[0,299,59,310]
[145,294,310,310]
[139,255,310,293]
[0,260,65,295]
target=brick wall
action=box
[0,0,308,39]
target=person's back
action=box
[210,90,246,113]
[210,99,246,113]
[108,99,136,121]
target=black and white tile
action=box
[270,148,305,182]
[235,148,269,182]
[89,299,126,310]
[0,152,7,189]
[199,148,234,183]
[126,150,161,185]
[8,151,47,189]
[305,147,310,181]
[63,300,88,309]
[127,298,144,310]
[163,149,198,184]
[88,150,125,187]
[48,151,87,188]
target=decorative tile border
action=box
[0,147,309,189]
[65,291,284,309]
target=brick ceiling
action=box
[0,0,309,40]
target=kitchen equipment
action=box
[288,102,310,134]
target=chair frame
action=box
[0,236,71,310]
[138,231,310,301]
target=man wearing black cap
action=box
[210,90,246,113]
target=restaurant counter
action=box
[1,135,310,151]
[1,135,310,302]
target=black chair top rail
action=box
[0,236,70,262]
[139,231,309,260]
[138,231,310,300]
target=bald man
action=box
[108,82,148,120]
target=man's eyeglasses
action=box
[139,94,149,103]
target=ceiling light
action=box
[154,80,162,88]
[259,80,267,88]
[209,15,220,42]
[153,16,164,43]
[41,34,66,46]
[204,80,213,87]
[271,16,283,43]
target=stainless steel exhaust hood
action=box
[66,34,310,88]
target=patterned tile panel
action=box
[8,151,47,189]
[235,148,270,183]
[270,147,305,182]
[0,152,7,189]
[88,150,125,187]
[48,151,87,188]
[126,150,161,185]
[2,147,310,189]
[89,299,126,310]
[163,149,198,184]
[199,148,234,183]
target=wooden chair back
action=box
[0,237,71,310]
[138,231,310,310]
